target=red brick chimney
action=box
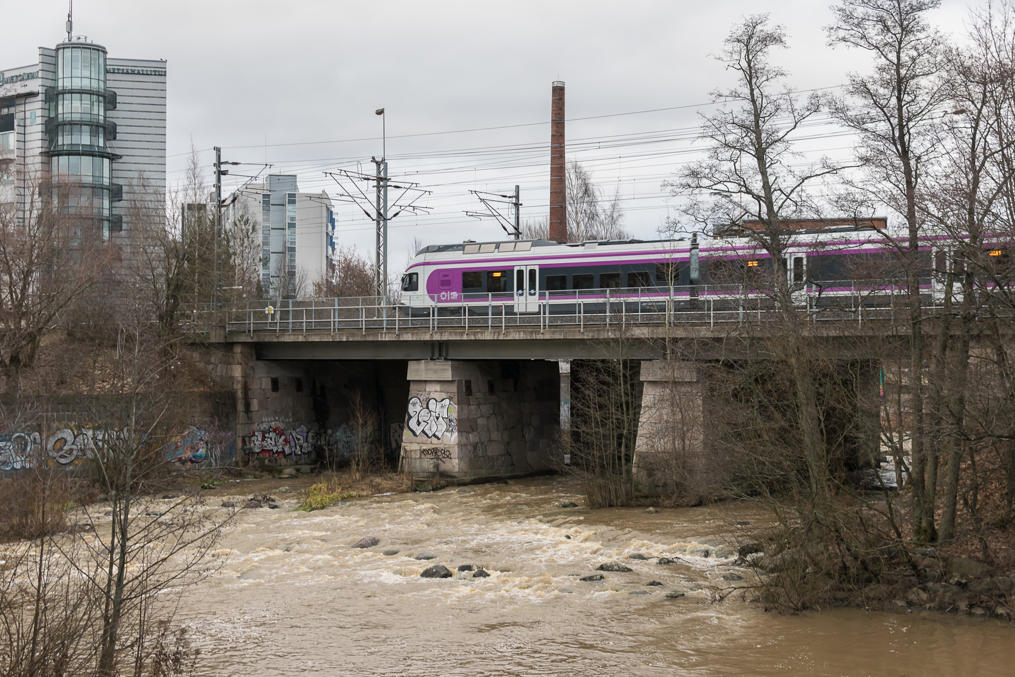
[549,81,567,243]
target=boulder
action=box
[657,557,679,566]
[414,552,437,561]
[665,590,686,599]
[473,569,490,578]
[645,507,659,514]
[580,574,604,582]
[558,501,579,508]
[457,564,475,572]
[420,565,452,579]
[597,562,633,573]
[221,501,236,508]
[645,580,664,587]
[947,556,992,580]
[737,543,764,559]
[627,553,649,560]
[352,537,380,549]
[382,549,399,556]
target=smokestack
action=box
[549,80,567,243]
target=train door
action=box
[514,265,540,313]
[787,254,807,303]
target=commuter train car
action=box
[398,227,979,315]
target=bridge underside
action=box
[225,339,881,498]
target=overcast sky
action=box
[4,0,979,267]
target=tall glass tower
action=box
[47,39,119,240]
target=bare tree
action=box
[522,161,627,242]
[0,179,108,393]
[669,15,844,505]
[312,245,376,298]
[828,0,947,542]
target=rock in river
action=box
[414,552,437,561]
[597,562,633,573]
[473,569,490,578]
[352,537,380,549]
[580,574,605,582]
[420,564,453,579]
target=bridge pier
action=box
[400,360,559,481]
[633,360,718,502]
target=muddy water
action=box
[177,477,1015,676]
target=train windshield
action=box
[401,273,418,292]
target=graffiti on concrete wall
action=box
[0,426,127,471]
[244,421,354,463]
[166,427,208,465]
[0,433,39,471]
[248,422,311,460]
[419,447,453,460]
[405,396,457,442]
[2,425,236,471]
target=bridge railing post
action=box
[501,302,506,333]
[580,300,584,333]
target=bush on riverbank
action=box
[298,476,360,511]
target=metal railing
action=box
[213,280,931,336]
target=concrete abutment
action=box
[400,360,560,481]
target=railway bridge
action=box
[199,294,912,497]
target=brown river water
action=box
[175,476,1015,676]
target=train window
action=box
[462,271,483,292]
[546,275,567,291]
[656,263,680,286]
[627,271,652,288]
[572,274,594,290]
[487,270,510,293]
[400,273,418,292]
[792,257,804,284]
[600,273,621,289]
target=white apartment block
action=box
[226,175,336,297]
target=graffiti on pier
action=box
[406,397,457,442]
[0,426,127,471]
[419,447,453,461]
[247,422,312,460]
[166,427,209,465]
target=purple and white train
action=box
[398,227,995,314]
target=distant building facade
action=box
[0,30,166,241]
[226,175,336,297]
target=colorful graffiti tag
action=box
[405,396,457,442]
[166,427,209,464]
[244,422,352,463]
[247,422,312,460]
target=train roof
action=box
[414,237,694,256]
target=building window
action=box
[270,377,279,393]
